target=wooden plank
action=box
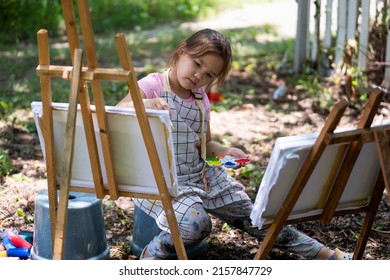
[61,0,106,199]
[77,84,105,198]
[53,49,84,259]
[37,29,58,246]
[77,0,119,199]
[114,33,187,260]
[325,124,390,145]
[254,98,348,260]
[262,205,370,228]
[36,65,132,81]
[374,129,390,199]
[68,186,162,200]
[316,144,348,209]
[352,173,384,259]
[61,0,80,62]
[77,0,99,67]
[320,89,384,224]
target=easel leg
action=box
[76,0,120,199]
[354,129,389,259]
[52,49,84,259]
[61,0,106,198]
[353,174,385,259]
[37,29,58,247]
[374,130,390,202]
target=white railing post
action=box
[311,0,321,68]
[358,0,371,70]
[294,0,310,73]
[324,0,334,49]
[334,0,347,71]
[382,0,390,88]
[346,0,359,41]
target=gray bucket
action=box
[130,204,208,259]
[31,190,110,260]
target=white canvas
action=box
[31,102,178,197]
[250,132,380,229]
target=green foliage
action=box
[0,0,216,44]
[347,66,370,102]
[294,75,323,97]
[222,222,232,231]
[0,0,62,44]
[210,92,244,112]
[17,208,25,217]
[0,101,13,119]
[104,199,116,208]
[236,165,264,188]
[0,149,13,177]
[90,0,215,34]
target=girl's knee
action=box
[180,203,212,243]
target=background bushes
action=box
[0,0,216,44]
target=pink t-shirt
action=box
[138,72,211,121]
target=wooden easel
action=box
[36,0,187,260]
[254,89,390,260]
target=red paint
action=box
[208,92,222,102]
[235,158,251,164]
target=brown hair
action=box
[170,28,232,89]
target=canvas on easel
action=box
[250,89,390,260]
[34,0,187,260]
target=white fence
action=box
[294,0,389,88]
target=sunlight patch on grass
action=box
[13,82,30,93]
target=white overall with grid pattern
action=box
[134,71,250,232]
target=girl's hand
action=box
[206,141,248,159]
[225,147,250,169]
[143,98,170,111]
[225,147,248,158]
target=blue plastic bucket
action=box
[31,190,110,260]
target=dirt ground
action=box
[0,75,389,260]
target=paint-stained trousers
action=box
[145,200,324,259]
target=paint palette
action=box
[205,156,251,168]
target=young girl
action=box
[117,28,351,260]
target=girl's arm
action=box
[116,90,169,111]
[205,123,248,158]
[116,90,140,107]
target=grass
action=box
[0,22,298,118]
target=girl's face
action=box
[175,52,224,92]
